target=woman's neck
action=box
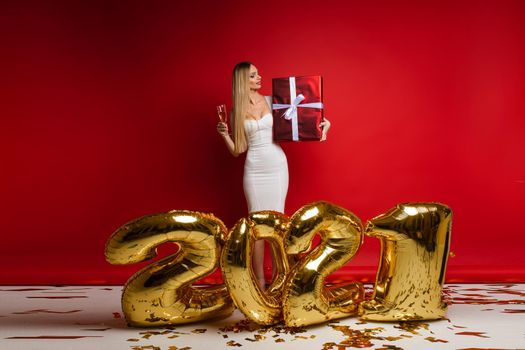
[249,90,260,104]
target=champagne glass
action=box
[216,104,228,124]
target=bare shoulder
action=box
[263,95,272,110]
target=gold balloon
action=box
[283,202,365,327]
[104,210,234,327]
[220,211,291,325]
[359,203,452,321]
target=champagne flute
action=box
[216,104,228,124]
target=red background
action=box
[1,0,524,285]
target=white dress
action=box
[243,97,289,213]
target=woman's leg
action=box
[253,240,265,290]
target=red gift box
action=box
[272,75,324,141]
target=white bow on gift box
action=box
[272,77,324,141]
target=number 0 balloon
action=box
[220,211,291,325]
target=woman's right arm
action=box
[217,122,240,157]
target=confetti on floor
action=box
[0,284,524,349]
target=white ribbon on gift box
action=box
[272,76,324,141]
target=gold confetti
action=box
[322,342,337,350]
[138,330,172,339]
[394,321,429,334]
[226,340,242,347]
[220,320,259,333]
[384,336,403,341]
[425,336,448,343]
[219,320,307,336]
[328,325,385,348]
[191,329,207,334]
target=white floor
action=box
[0,284,524,350]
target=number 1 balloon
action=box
[359,203,452,321]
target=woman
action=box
[217,62,330,289]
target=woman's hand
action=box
[217,122,229,137]
[319,118,331,142]
[218,121,239,157]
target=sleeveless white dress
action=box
[243,98,289,213]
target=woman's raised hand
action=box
[217,122,229,136]
[320,118,331,142]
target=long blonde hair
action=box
[231,61,252,154]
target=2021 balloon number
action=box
[105,201,451,327]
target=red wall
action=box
[1,0,524,284]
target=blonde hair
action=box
[231,61,252,154]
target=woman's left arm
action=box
[320,118,331,142]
